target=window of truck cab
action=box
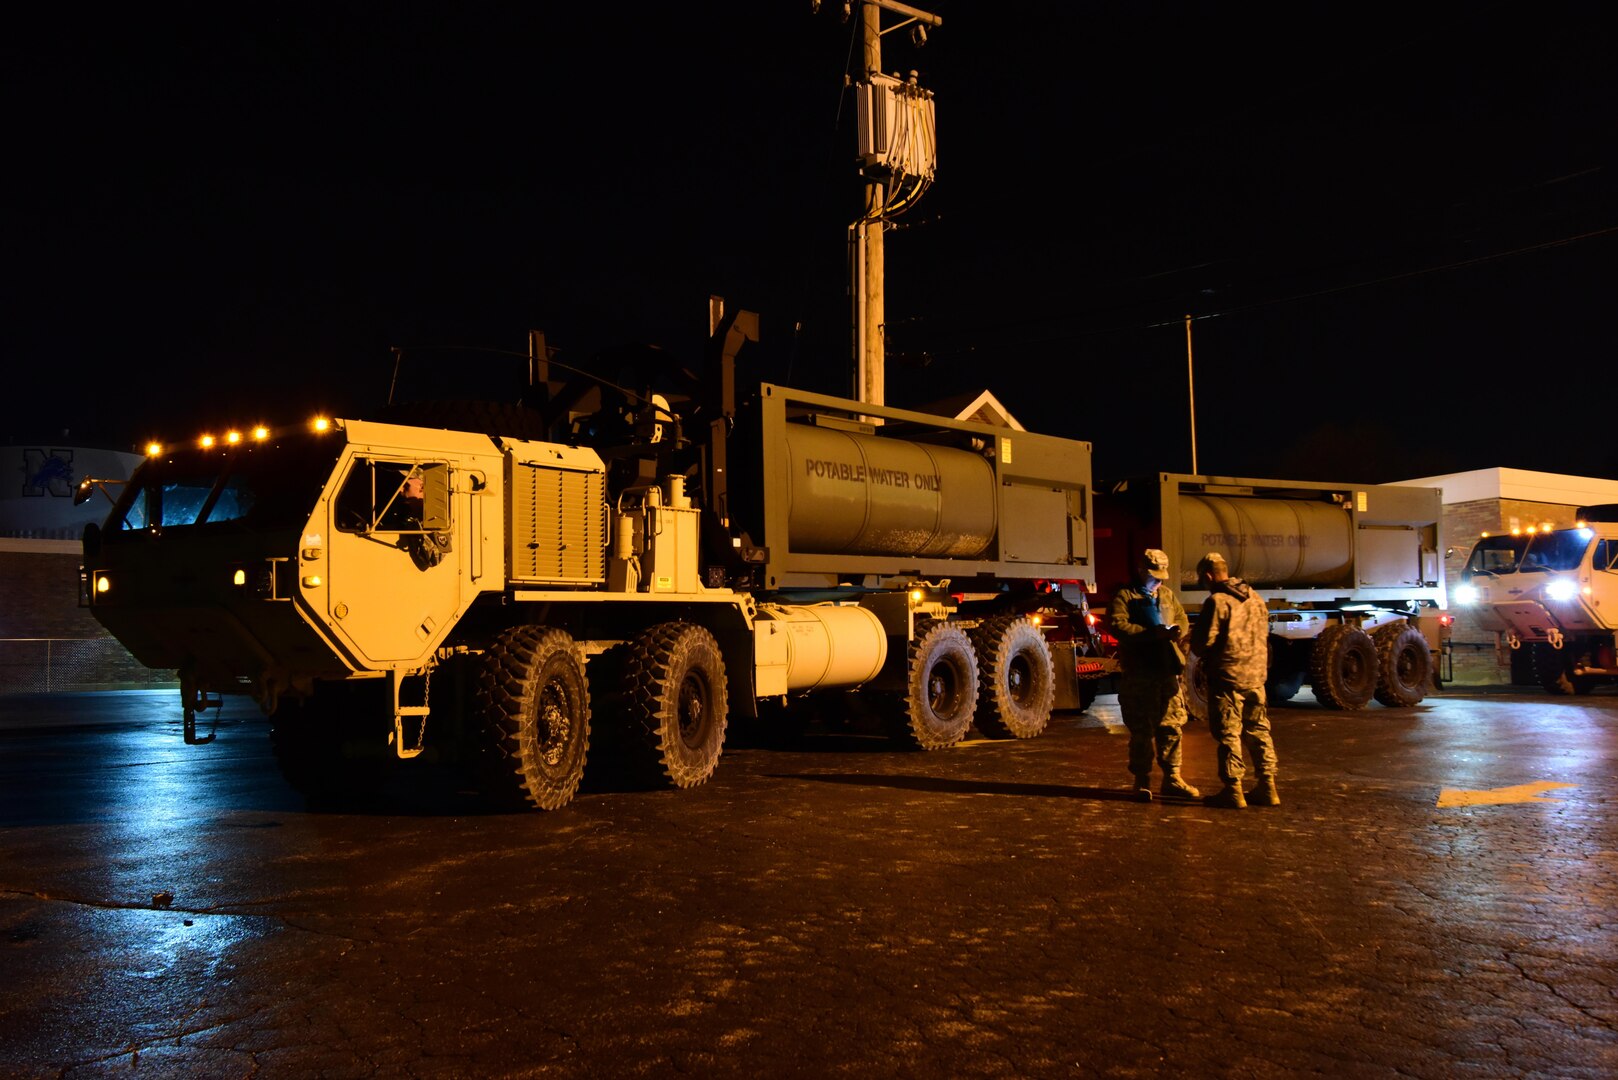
[103,436,340,536]
[334,459,450,533]
[1518,529,1593,573]
[1462,535,1529,578]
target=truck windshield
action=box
[104,432,342,536]
[1517,529,1594,573]
[1463,535,1529,578]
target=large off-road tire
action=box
[619,622,728,788]
[473,625,591,810]
[1264,636,1305,703]
[1180,649,1209,723]
[970,616,1055,739]
[1532,641,1576,695]
[1373,624,1433,707]
[1266,665,1305,703]
[1309,624,1378,710]
[269,679,395,805]
[888,619,978,750]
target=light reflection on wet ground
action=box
[2,688,1615,1077]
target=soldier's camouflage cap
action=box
[1140,548,1170,580]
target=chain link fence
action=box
[0,638,178,695]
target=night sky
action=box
[7,3,1615,486]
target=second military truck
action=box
[1094,473,1449,715]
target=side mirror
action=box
[73,477,125,507]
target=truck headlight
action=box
[1544,578,1579,603]
[1454,584,1479,604]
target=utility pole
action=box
[858,1,885,410]
[845,0,941,410]
[1185,314,1199,475]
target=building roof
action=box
[1397,467,1618,507]
[910,389,1025,431]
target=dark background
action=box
[6,2,1614,484]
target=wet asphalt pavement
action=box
[0,686,1614,1078]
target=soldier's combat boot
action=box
[1160,772,1201,800]
[1246,776,1280,806]
[1205,783,1246,810]
[1132,774,1153,802]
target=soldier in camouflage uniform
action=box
[1188,551,1279,809]
[1107,549,1201,802]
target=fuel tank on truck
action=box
[784,423,997,559]
[1177,495,1353,588]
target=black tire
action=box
[1180,649,1210,723]
[473,625,591,810]
[1265,636,1304,702]
[1373,624,1433,707]
[1532,641,1576,695]
[889,619,978,749]
[970,616,1054,739]
[1267,666,1305,703]
[620,622,728,788]
[1309,624,1378,710]
[269,679,395,804]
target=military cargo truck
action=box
[78,316,1098,809]
[1451,505,1618,694]
[1094,473,1449,715]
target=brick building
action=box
[1399,468,1618,685]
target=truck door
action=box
[324,457,462,666]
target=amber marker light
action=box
[233,569,247,586]
[199,434,216,449]
[145,441,163,457]
[225,430,243,445]
[95,575,111,594]
[311,416,331,433]
[252,425,270,441]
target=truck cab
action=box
[1452,513,1618,693]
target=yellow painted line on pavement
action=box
[1436,781,1575,808]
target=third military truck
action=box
[78,313,1098,809]
[1452,505,1618,694]
[1093,473,1449,715]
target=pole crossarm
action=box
[867,0,943,29]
